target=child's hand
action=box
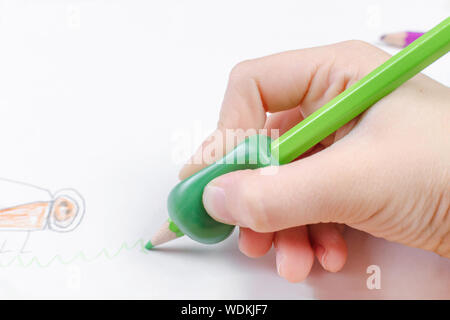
[179,41,450,282]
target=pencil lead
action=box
[145,241,154,250]
[145,219,184,250]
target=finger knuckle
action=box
[229,60,253,82]
[339,39,372,49]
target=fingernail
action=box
[314,244,328,269]
[203,185,234,224]
[276,249,285,276]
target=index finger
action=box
[180,41,388,179]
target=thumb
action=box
[202,138,383,232]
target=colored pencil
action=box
[381,31,424,48]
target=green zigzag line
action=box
[0,238,147,268]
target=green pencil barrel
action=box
[271,17,450,165]
[168,134,274,244]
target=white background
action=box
[0,0,449,299]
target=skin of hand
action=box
[179,41,450,283]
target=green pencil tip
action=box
[145,241,154,250]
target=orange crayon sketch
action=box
[0,194,80,231]
[0,186,84,233]
[0,202,48,230]
[0,179,85,255]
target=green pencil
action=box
[148,17,450,249]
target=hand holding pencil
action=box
[177,37,450,282]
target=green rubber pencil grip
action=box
[168,135,274,244]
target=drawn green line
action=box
[0,238,147,268]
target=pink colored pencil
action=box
[380,31,424,48]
